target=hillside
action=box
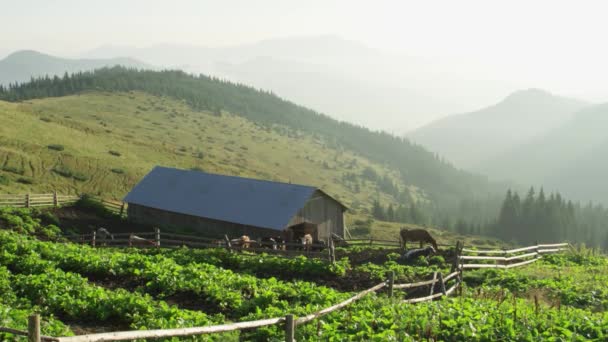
[409,89,588,169]
[0,67,495,212]
[0,50,147,86]
[0,91,416,217]
[480,103,608,204]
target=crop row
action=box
[0,231,350,320]
[0,242,236,340]
[0,266,73,339]
[290,289,608,341]
[464,254,608,311]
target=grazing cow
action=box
[301,234,313,252]
[283,222,318,250]
[398,246,436,263]
[260,237,278,250]
[96,227,114,246]
[399,228,438,251]
[129,234,156,247]
[231,235,251,249]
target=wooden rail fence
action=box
[66,229,338,262]
[0,193,79,208]
[459,242,570,269]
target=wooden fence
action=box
[459,242,570,269]
[0,193,79,208]
[5,268,462,342]
[87,196,127,217]
[66,229,338,262]
[345,238,453,249]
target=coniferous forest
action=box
[494,188,608,249]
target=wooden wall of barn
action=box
[286,190,345,241]
[127,204,280,239]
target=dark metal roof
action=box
[123,166,343,231]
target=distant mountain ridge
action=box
[480,102,608,203]
[83,35,518,132]
[409,88,588,168]
[0,50,147,86]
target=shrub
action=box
[40,117,52,122]
[47,144,65,151]
[429,255,445,265]
[415,255,429,266]
[2,166,24,175]
[16,178,33,184]
[39,211,60,226]
[75,195,117,219]
[72,172,89,182]
[52,166,72,178]
[0,175,9,185]
[110,168,125,174]
[108,150,121,157]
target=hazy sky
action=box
[2,0,608,102]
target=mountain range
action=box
[0,50,147,86]
[82,35,517,132]
[411,88,608,204]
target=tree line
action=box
[494,187,608,249]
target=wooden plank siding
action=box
[126,190,345,240]
[127,204,281,239]
[286,190,344,241]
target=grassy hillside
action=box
[0,91,419,225]
[0,67,494,209]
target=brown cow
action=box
[399,228,438,251]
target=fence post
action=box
[224,235,232,253]
[388,271,394,298]
[92,230,96,247]
[429,272,438,297]
[285,314,295,342]
[155,228,161,248]
[438,272,446,296]
[451,241,461,272]
[53,191,58,207]
[330,238,336,264]
[119,203,125,217]
[25,193,30,208]
[28,314,40,342]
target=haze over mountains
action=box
[82,35,517,132]
[410,89,588,168]
[0,50,147,86]
[411,89,608,204]
[3,36,608,205]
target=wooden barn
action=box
[123,166,347,240]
